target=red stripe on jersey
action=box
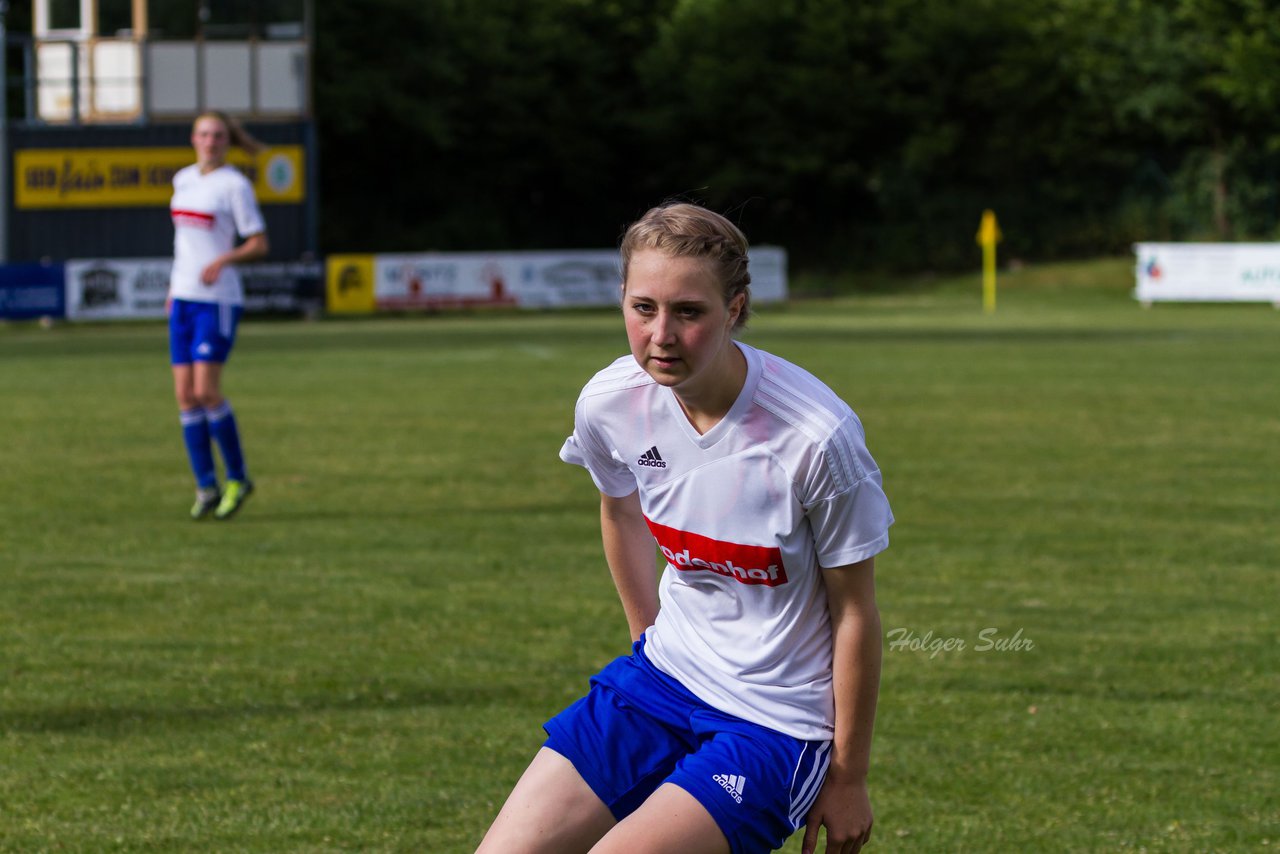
[645,517,789,587]
[172,209,215,229]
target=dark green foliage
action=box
[313,0,1280,273]
[314,0,675,253]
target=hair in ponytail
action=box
[194,110,265,156]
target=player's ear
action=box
[727,292,745,326]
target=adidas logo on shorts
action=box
[713,773,745,804]
[637,446,667,468]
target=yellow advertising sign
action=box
[14,146,305,209]
[325,255,377,314]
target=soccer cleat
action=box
[215,479,254,520]
[191,487,221,520]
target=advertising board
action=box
[1135,243,1280,305]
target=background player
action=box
[477,202,893,853]
[168,110,270,520]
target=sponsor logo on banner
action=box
[15,146,306,209]
[537,259,621,305]
[645,517,788,587]
[241,263,323,315]
[325,254,377,314]
[375,255,519,310]
[339,265,363,294]
[265,153,295,194]
[78,266,123,310]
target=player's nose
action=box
[650,311,677,344]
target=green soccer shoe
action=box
[215,479,254,520]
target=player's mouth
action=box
[649,354,682,370]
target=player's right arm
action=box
[599,490,659,642]
[200,231,269,285]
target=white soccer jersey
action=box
[560,341,893,740]
[169,164,266,305]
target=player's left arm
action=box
[201,232,270,285]
[803,556,881,854]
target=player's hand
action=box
[201,259,224,285]
[802,774,873,854]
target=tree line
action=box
[314,0,1279,273]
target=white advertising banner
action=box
[65,259,324,319]
[65,258,171,320]
[373,247,787,310]
[1134,242,1280,304]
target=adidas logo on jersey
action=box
[713,773,745,804]
[637,446,667,468]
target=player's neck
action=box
[672,343,746,435]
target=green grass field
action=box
[1,258,1276,852]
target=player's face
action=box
[191,117,230,168]
[623,250,744,396]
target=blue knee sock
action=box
[180,408,218,489]
[207,400,247,482]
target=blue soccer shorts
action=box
[543,637,831,854]
[169,298,242,365]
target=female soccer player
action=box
[477,203,893,854]
[168,110,269,520]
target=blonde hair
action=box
[620,202,752,330]
[194,110,265,156]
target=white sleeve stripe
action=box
[755,392,825,445]
[576,358,652,398]
[756,379,843,441]
[757,381,874,495]
[821,419,870,492]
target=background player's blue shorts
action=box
[169,298,242,365]
[543,637,831,854]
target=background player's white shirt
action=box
[169,164,265,305]
[561,342,893,740]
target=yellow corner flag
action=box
[976,210,1002,314]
